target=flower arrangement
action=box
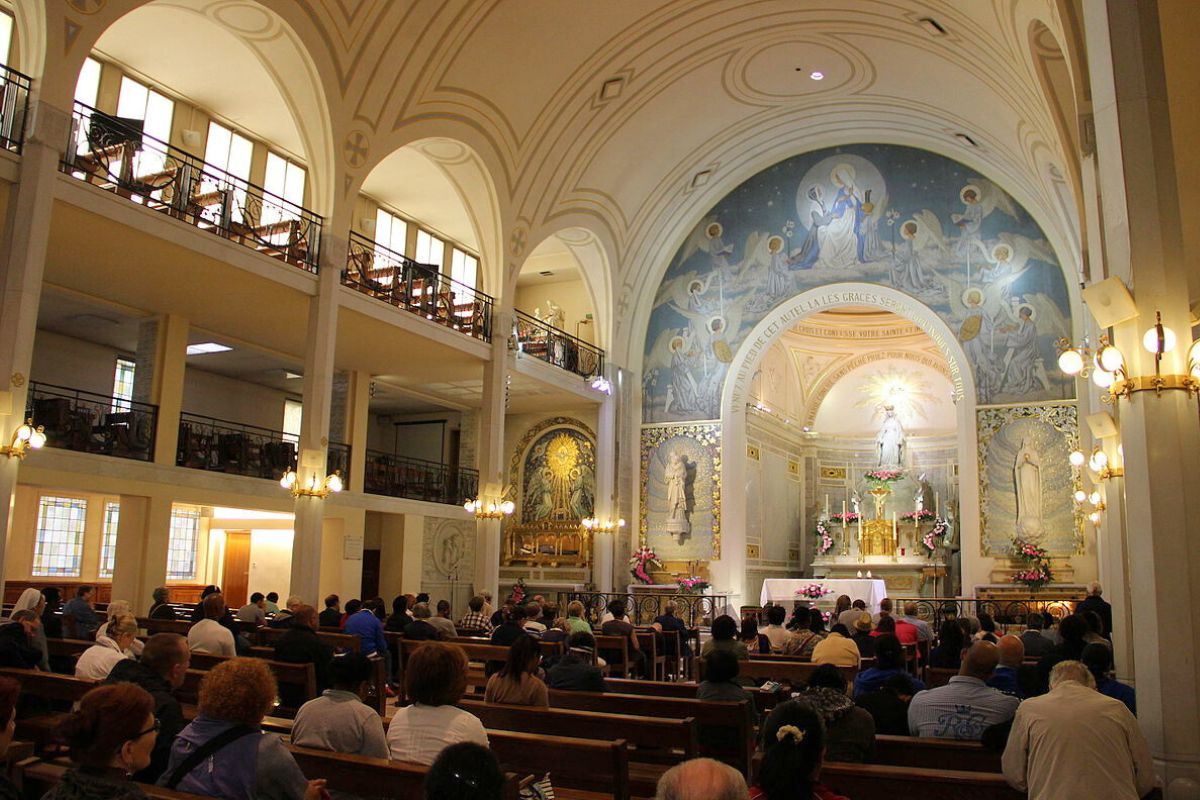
[864,469,904,488]
[815,519,835,555]
[900,509,936,522]
[677,576,709,593]
[920,517,950,555]
[1011,538,1054,590]
[830,512,861,524]
[795,583,832,600]
[509,577,527,604]
[629,545,662,585]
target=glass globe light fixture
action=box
[1089,491,1102,506]
[1092,368,1116,389]
[1069,450,1085,467]
[1057,348,1084,375]
[1142,313,1177,355]
[1097,344,1125,373]
[1073,490,1087,503]
[1089,511,1101,524]
[1089,450,1109,473]
[325,473,343,493]
[1189,338,1200,378]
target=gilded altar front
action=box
[504,520,592,567]
[860,519,895,556]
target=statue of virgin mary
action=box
[1014,437,1043,540]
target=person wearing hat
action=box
[850,613,875,658]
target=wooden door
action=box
[222,531,251,608]
[360,549,381,600]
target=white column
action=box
[1085,2,1200,792]
[592,369,617,591]
[290,235,343,603]
[110,494,173,606]
[473,309,510,602]
[0,101,72,600]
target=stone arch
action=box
[714,283,982,604]
[50,0,336,216]
[354,132,506,303]
[517,222,617,350]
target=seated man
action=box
[104,632,190,782]
[273,604,334,704]
[404,603,444,641]
[318,595,342,629]
[457,595,494,635]
[838,599,868,629]
[986,635,1026,696]
[855,672,916,736]
[63,585,101,640]
[428,600,458,639]
[898,602,933,642]
[907,641,1020,740]
[268,595,303,628]
[236,592,267,625]
[546,631,607,692]
[1082,643,1135,714]
[187,594,235,656]
[1003,660,1153,800]
[292,652,388,758]
[760,604,790,652]
[853,634,924,698]
[1019,614,1052,657]
[600,600,646,677]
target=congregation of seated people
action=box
[0,581,1158,800]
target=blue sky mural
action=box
[642,144,1074,423]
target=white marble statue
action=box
[540,299,566,330]
[876,405,906,469]
[1014,437,1043,540]
[664,450,691,542]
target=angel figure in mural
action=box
[1014,437,1044,541]
[999,303,1050,395]
[664,450,692,543]
[890,214,945,298]
[795,164,868,269]
[956,287,1000,404]
[952,180,1017,261]
[668,331,701,413]
[876,405,906,469]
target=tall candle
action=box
[935,491,941,518]
[825,494,830,516]
[892,512,898,544]
[842,500,848,523]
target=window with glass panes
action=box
[282,399,302,445]
[201,121,253,222]
[372,209,408,284]
[32,496,88,577]
[72,57,103,154]
[115,77,174,178]
[415,229,444,270]
[0,12,14,66]
[166,507,200,581]
[98,502,119,579]
[111,358,135,412]
[260,152,305,233]
[450,248,478,291]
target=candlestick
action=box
[935,491,940,518]
[842,500,847,524]
[825,494,830,516]
[892,512,898,543]
[856,570,863,578]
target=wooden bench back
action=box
[14,758,211,800]
[257,626,361,653]
[821,762,1025,800]
[286,745,525,800]
[0,667,95,703]
[593,634,630,676]
[487,729,631,800]
[605,678,785,712]
[698,657,858,688]
[871,734,1003,773]
[925,667,958,688]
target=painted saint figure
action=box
[1001,305,1044,395]
[1014,437,1043,540]
[876,405,906,469]
[795,164,867,269]
[664,450,691,542]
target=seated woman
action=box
[485,635,548,707]
[105,601,144,657]
[160,658,326,800]
[11,588,49,671]
[798,664,875,763]
[45,683,159,800]
[76,616,138,680]
[424,743,505,800]
[928,620,966,669]
[564,601,592,635]
[292,652,389,758]
[739,617,771,655]
[701,615,749,660]
[781,608,824,659]
[752,700,848,800]
[852,634,925,698]
[697,650,756,756]
[388,642,488,765]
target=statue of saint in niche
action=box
[664,450,692,543]
[876,405,906,469]
[1014,437,1043,540]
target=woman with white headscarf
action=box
[11,589,49,670]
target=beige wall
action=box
[514,277,596,342]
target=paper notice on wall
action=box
[343,532,364,560]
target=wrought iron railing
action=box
[25,382,157,462]
[343,231,493,341]
[0,64,31,153]
[61,102,322,272]
[892,596,1081,632]
[363,449,478,506]
[559,592,729,628]
[177,412,350,484]
[513,310,603,379]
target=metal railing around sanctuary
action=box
[177,412,350,485]
[513,310,603,379]
[893,596,1082,632]
[363,449,479,506]
[62,102,322,273]
[558,591,728,629]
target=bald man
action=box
[907,641,1020,739]
[986,634,1025,696]
[655,757,748,800]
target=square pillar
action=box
[109,494,173,607]
[146,315,189,467]
[378,513,423,600]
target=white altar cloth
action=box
[759,578,888,612]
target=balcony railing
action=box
[177,412,350,484]
[0,64,31,153]
[513,310,604,379]
[343,231,493,341]
[25,382,157,462]
[61,102,322,273]
[363,450,478,506]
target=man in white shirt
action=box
[762,605,790,652]
[187,594,236,656]
[907,641,1020,740]
[427,600,458,638]
[236,592,267,625]
[292,652,388,758]
[1003,660,1154,800]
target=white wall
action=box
[248,529,294,600]
[31,330,128,397]
[183,369,297,431]
[514,277,596,342]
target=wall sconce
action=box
[464,498,514,519]
[1,419,46,459]
[1059,313,1199,404]
[1073,485,1106,526]
[581,516,625,533]
[1085,446,1123,480]
[589,376,612,395]
[280,469,343,498]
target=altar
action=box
[760,578,887,612]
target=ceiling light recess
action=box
[186,342,232,355]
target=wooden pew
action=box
[870,734,1003,773]
[286,744,525,800]
[257,626,361,653]
[186,653,316,711]
[925,667,958,688]
[698,657,858,689]
[487,729,631,800]
[14,758,212,800]
[605,678,785,713]
[821,762,1026,800]
[0,668,96,749]
[137,617,192,636]
[546,689,750,774]
[594,634,632,677]
[634,631,665,681]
